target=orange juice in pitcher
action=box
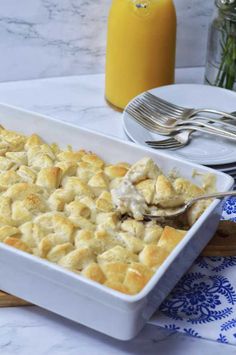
[105,0,177,110]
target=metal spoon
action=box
[143,190,236,222]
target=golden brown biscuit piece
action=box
[96,191,114,212]
[97,246,138,264]
[135,179,155,204]
[123,263,154,294]
[93,230,118,253]
[47,243,74,263]
[0,196,12,219]
[96,212,120,232]
[0,226,20,241]
[17,166,37,184]
[65,200,91,219]
[0,156,15,171]
[100,262,128,283]
[0,129,26,152]
[58,247,95,270]
[81,153,105,168]
[81,262,106,284]
[27,144,55,169]
[0,215,14,227]
[75,229,116,255]
[104,164,128,180]
[5,183,44,200]
[120,219,145,239]
[139,245,169,269]
[20,222,45,248]
[11,201,32,224]
[55,161,77,179]
[34,212,74,242]
[6,151,27,165]
[77,162,102,182]
[48,189,74,211]
[88,172,109,196]
[11,194,48,225]
[126,157,161,183]
[62,177,94,198]
[157,226,187,253]
[0,171,22,191]
[173,178,204,199]
[74,229,94,248]
[36,167,62,189]
[116,232,144,253]
[69,215,95,230]
[37,236,53,258]
[187,200,211,226]
[103,280,130,294]
[4,236,31,253]
[143,222,163,244]
[153,175,176,205]
[24,134,43,150]
[57,150,85,163]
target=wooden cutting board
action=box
[1,220,236,307]
[0,291,31,307]
[201,220,236,256]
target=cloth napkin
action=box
[150,196,236,345]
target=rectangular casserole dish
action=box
[0,103,233,340]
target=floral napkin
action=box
[149,196,236,345]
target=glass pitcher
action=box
[205,0,236,90]
[105,0,177,110]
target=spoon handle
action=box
[189,190,236,206]
[143,190,236,222]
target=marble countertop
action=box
[0,67,235,355]
[0,0,213,81]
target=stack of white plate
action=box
[208,163,236,189]
[122,84,236,189]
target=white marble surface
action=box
[0,0,214,81]
[0,67,235,354]
[0,0,111,81]
[0,67,205,136]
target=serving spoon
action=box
[142,190,236,222]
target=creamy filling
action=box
[111,179,148,220]
[112,158,212,221]
[125,157,160,183]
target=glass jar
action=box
[105,0,176,110]
[205,0,236,90]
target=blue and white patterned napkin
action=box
[150,196,236,345]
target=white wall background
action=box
[0,0,215,82]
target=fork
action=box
[146,130,194,149]
[131,97,236,132]
[126,104,236,141]
[126,98,236,135]
[142,91,236,120]
[126,97,236,149]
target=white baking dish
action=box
[0,103,233,340]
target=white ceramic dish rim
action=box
[0,102,233,304]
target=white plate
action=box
[209,162,236,172]
[215,166,236,173]
[123,84,236,165]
